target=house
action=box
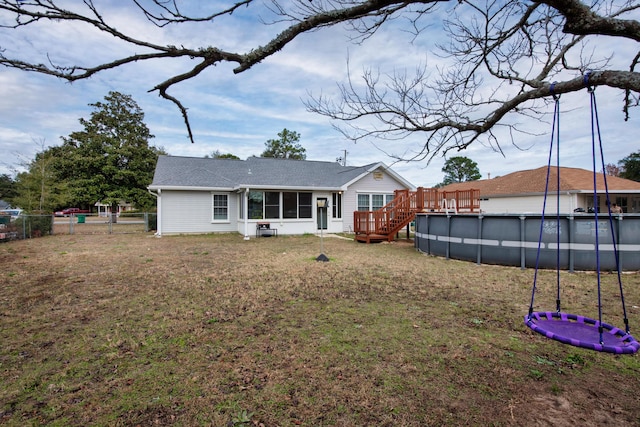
[148,155,414,237]
[94,201,134,217]
[441,166,640,214]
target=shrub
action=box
[15,215,53,238]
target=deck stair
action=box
[353,187,480,243]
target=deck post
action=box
[416,187,424,211]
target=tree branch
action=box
[0,0,638,154]
[542,0,640,41]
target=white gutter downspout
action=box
[244,188,250,240]
[147,188,161,236]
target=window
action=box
[298,193,312,218]
[248,191,263,219]
[246,191,312,219]
[372,194,385,210]
[358,193,395,211]
[357,194,370,211]
[265,191,280,219]
[212,194,228,221]
[283,192,298,219]
[332,193,342,219]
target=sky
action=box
[1,1,638,188]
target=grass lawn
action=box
[1,233,639,426]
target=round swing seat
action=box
[525,312,640,354]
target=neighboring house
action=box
[94,201,134,217]
[148,155,414,237]
[0,200,10,210]
[441,166,640,214]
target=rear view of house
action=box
[148,155,414,237]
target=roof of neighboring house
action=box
[149,155,414,191]
[441,166,640,197]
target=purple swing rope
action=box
[588,80,605,345]
[525,75,638,354]
[527,85,560,318]
[589,84,631,335]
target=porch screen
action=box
[298,193,312,218]
[283,192,298,219]
[282,192,312,219]
[249,191,312,219]
[248,191,263,219]
[265,192,279,219]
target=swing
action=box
[523,76,639,354]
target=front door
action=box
[317,198,328,230]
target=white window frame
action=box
[212,193,229,222]
[358,193,395,211]
[332,192,342,219]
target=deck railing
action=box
[354,187,480,242]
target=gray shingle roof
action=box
[149,155,382,190]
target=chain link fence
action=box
[1,213,157,242]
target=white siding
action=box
[160,190,237,235]
[342,168,410,232]
[157,169,411,236]
[481,194,578,214]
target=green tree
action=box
[13,149,70,213]
[56,92,165,211]
[441,156,481,186]
[208,150,240,160]
[0,173,17,204]
[261,129,306,160]
[619,151,640,182]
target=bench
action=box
[256,222,278,237]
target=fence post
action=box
[476,215,483,265]
[519,215,526,270]
[616,215,622,272]
[568,215,575,273]
[446,214,451,260]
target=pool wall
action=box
[414,213,640,271]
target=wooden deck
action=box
[354,233,392,243]
[353,187,480,243]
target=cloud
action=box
[0,2,638,191]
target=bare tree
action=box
[604,163,622,176]
[1,1,638,159]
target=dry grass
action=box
[52,215,149,235]
[1,233,639,426]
